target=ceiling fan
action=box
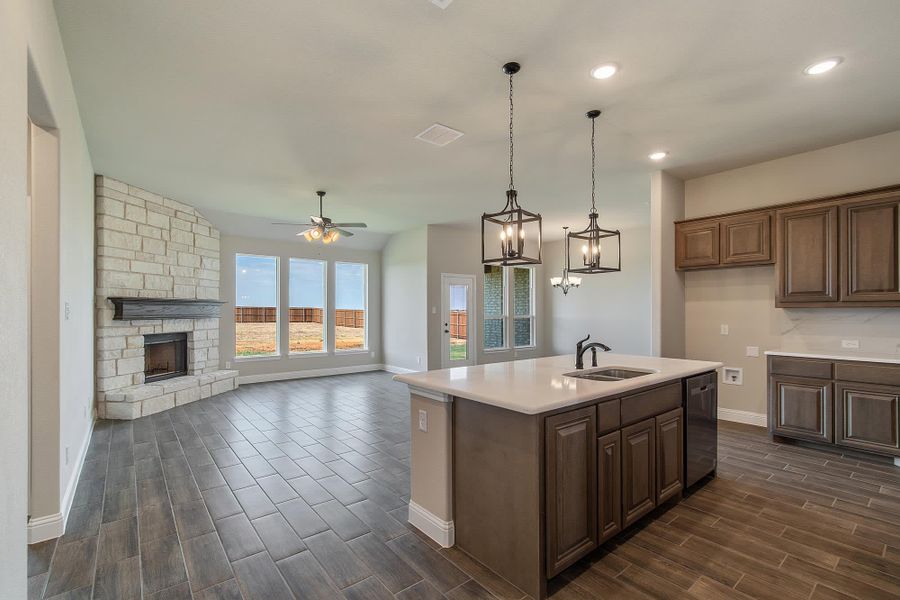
[272,191,367,244]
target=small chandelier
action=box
[567,110,621,274]
[482,62,542,266]
[550,227,582,295]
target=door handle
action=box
[444,330,449,334]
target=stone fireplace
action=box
[143,333,187,383]
[95,175,238,419]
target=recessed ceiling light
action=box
[590,63,618,80]
[803,57,842,75]
[649,151,668,161]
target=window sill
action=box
[514,345,537,351]
[334,349,370,355]
[234,354,282,362]
[483,347,510,353]
[289,351,329,358]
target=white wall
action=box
[684,130,900,418]
[27,0,96,539]
[0,0,29,592]
[650,171,685,358]
[382,227,428,371]
[544,225,653,357]
[425,224,549,370]
[219,235,383,381]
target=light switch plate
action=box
[720,324,729,335]
[418,409,427,432]
[841,339,860,349]
[746,346,759,357]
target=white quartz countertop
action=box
[393,354,722,415]
[765,349,900,365]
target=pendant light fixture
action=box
[481,62,542,266]
[567,110,621,274]
[550,227,582,294]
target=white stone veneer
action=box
[95,175,236,419]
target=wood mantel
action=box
[108,297,226,320]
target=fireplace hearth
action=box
[144,332,188,383]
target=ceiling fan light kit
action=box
[550,226,582,295]
[481,62,543,266]
[274,190,367,245]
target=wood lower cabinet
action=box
[545,406,597,577]
[776,204,839,305]
[621,418,656,528]
[596,431,622,542]
[655,408,684,504]
[834,382,900,456]
[675,220,720,269]
[721,212,772,265]
[769,375,833,443]
[840,194,900,302]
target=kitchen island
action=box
[394,354,722,600]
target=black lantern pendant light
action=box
[567,110,621,274]
[481,62,542,266]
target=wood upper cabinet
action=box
[721,211,773,265]
[545,406,597,578]
[769,375,833,443]
[655,407,684,504]
[840,194,900,302]
[675,220,719,269]
[596,430,622,543]
[776,204,839,305]
[834,382,900,456]
[621,417,656,528]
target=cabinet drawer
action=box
[597,399,620,434]
[835,362,900,387]
[620,383,682,426]
[768,356,833,380]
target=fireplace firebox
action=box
[144,333,188,383]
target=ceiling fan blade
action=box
[332,228,355,237]
[329,222,367,228]
[272,222,307,226]
[310,216,324,224]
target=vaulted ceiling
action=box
[56,0,900,248]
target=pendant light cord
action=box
[591,116,596,211]
[509,72,515,191]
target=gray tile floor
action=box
[29,371,514,599]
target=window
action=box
[513,267,535,348]
[289,258,326,353]
[235,254,279,357]
[335,262,367,351]
[483,265,507,350]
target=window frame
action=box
[512,266,536,349]
[482,265,509,352]
[288,257,328,357]
[334,261,369,353]
[234,253,281,361]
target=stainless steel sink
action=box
[563,367,657,382]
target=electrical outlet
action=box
[720,324,729,335]
[841,339,860,349]
[746,346,759,357]
[225,360,232,369]
[64,301,71,321]
[418,409,427,432]
[722,367,743,385]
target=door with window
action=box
[441,274,475,368]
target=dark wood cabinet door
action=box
[776,204,839,304]
[545,406,597,577]
[597,430,622,543]
[834,382,900,456]
[721,211,773,265]
[768,375,833,443]
[621,418,656,528]
[840,194,900,302]
[655,407,684,504]
[675,220,720,269]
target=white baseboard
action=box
[718,407,767,428]
[237,363,384,385]
[28,417,95,544]
[383,364,420,375]
[407,500,455,548]
[27,513,64,544]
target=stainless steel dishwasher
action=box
[684,372,718,488]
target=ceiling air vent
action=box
[430,0,454,8]
[415,123,464,147]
